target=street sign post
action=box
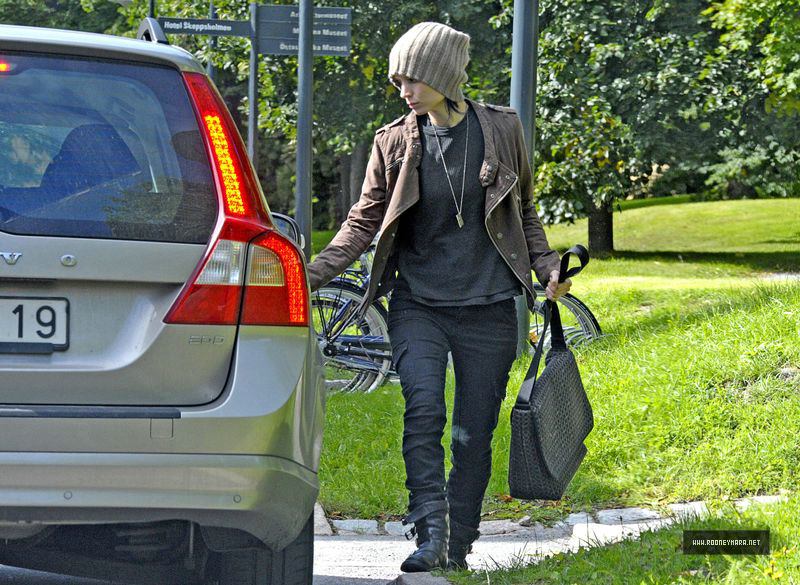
[510,0,540,356]
[207,2,217,81]
[296,0,314,260]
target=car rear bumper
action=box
[0,451,317,550]
[0,327,326,549]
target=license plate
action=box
[0,297,70,353]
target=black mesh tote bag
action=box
[508,245,594,500]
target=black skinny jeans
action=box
[387,293,518,531]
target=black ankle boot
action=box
[400,509,449,572]
[447,520,480,571]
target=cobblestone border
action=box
[315,493,788,538]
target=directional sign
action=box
[158,17,251,37]
[258,5,352,25]
[257,5,352,56]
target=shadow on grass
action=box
[605,250,800,273]
[762,236,800,245]
[588,280,799,349]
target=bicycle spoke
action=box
[313,292,331,340]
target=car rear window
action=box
[0,51,217,243]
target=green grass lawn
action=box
[546,198,800,275]
[448,495,800,584]
[314,198,800,274]
[317,198,800,522]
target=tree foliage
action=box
[697,0,800,198]
[0,0,122,32]
[527,0,797,252]
[704,0,800,115]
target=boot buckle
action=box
[401,516,417,541]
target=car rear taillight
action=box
[242,232,308,326]
[164,73,308,327]
[182,72,265,221]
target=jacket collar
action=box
[400,99,500,186]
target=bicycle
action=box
[311,247,602,393]
[312,279,393,393]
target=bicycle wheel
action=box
[530,292,602,349]
[312,282,392,393]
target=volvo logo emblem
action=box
[0,252,22,265]
[60,254,78,267]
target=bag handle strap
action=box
[559,244,589,282]
[515,244,590,406]
[516,301,561,405]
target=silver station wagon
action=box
[0,22,323,585]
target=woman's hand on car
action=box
[545,270,572,301]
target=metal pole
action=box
[510,0,538,148]
[247,3,258,165]
[510,0,540,356]
[148,0,155,18]
[207,0,217,82]
[296,0,314,258]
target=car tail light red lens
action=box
[241,232,309,326]
[164,73,308,327]
[182,72,264,221]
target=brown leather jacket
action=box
[308,100,560,311]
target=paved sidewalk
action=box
[313,494,786,584]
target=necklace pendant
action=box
[456,212,464,228]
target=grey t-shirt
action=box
[395,104,520,305]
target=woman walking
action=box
[308,22,571,572]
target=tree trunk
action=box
[349,140,370,207]
[726,179,756,199]
[587,202,614,256]
[336,153,351,224]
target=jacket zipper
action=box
[484,176,537,304]
[486,175,517,216]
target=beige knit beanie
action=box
[388,22,470,102]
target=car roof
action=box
[0,24,205,73]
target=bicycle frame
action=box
[313,278,396,381]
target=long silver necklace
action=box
[432,110,469,228]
